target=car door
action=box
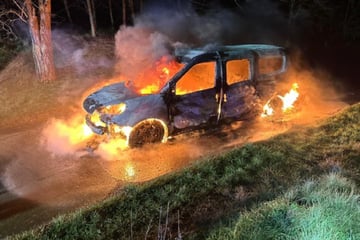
[170,60,220,129]
[221,58,260,120]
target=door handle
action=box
[215,93,227,103]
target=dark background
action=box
[2,0,360,92]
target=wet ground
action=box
[0,97,353,238]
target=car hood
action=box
[83,82,139,113]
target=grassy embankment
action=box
[11,101,359,239]
[0,42,22,71]
[0,50,65,132]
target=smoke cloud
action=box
[40,115,91,157]
[113,0,288,85]
[114,26,175,82]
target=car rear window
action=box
[258,56,284,75]
[226,59,250,85]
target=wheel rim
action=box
[128,119,167,148]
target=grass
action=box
[0,46,112,132]
[0,51,64,131]
[10,103,360,239]
[0,41,22,71]
[206,173,360,240]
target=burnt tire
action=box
[128,119,167,148]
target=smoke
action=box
[96,139,129,161]
[52,29,114,78]
[114,26,175,82]
[136,0,287,45]
[113,0,288,84]
[40,115,91,157]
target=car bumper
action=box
[85,114,107,135]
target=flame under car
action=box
[83,44,288,148]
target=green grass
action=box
[11,103,360,239]
[206,174,360,240]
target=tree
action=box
[86,0,96,37]
[63,0,73,24]
[1,0,56,82]
[122,0,127,26]
[24,0,56,82]
[108,0,114,30]
[280,0,360,42]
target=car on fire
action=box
[83,44,288,148]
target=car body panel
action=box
[172,88,218,129]
[83,82,138,114]
[111,94,168,127]
[83,44,288,143]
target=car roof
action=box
[175,44,284,62]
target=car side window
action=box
[258,56,284,75]
[226,59,250,85]
[175,61,215,95]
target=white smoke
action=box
[114,25,175,81]
[52,29,114,76]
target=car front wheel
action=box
[128,119,168,148]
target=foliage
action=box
[11,103,360,239]
[280,0,360,42]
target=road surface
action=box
[0,99,350,238]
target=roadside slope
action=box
[12,103,360,240]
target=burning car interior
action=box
[83,44,297,148]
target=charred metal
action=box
[83,44,288,147]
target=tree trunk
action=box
[122,0,127,26]
[86,0,96,37]
[63,0,73,24]
[24,0,56,83]
[129,0,135,24]
[139,0,143,12]
[108,0,114,30]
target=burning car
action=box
[83,44,288,148]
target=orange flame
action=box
[41,115,95,156]
[261,83,299,117]
[129,56,183,95]
[280,83,299,112]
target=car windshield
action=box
[125,58,185,95]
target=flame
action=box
[53,117,94,145]
[162,67,170,75]
[95,126,133,160]
[139,84,160,95]
[97,138,129,160]
[279,83,299,112]
[261,83,299,117]
[88,111,106,127]
[261,101,274,117]
[129,56,183,95]
[83,124,94,138]
[41,115,95,156]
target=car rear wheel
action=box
[128,119,168,148]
